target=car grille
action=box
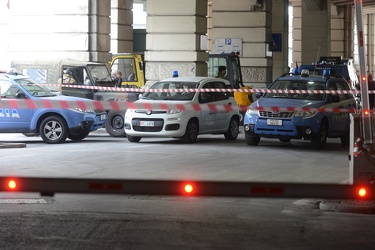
[135,110,167,114]
[259,111,294,118]
[94,110,106,114]
[132,118,164,132]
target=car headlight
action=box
[71,108,95,113]
[295,111,316,117]
[166,109,182,114]
[246,108,258,115]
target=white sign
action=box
[214,38,242,54]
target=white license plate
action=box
[267,119,282,126]
[140,121,154,127]
[100,114,106,120]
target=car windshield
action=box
[87,65,112,81]
[141,81,199,101]
[264,80,326,100]
[16,78,56,97]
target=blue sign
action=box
[271,33,282,52]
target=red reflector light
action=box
[362,76,366,81]
[358,188,367,197]
[8,180,17,189]
[364,110,370,116]
[184,184,194,193]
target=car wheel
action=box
[39,116,68,144]
[245,133,260,146]
[181,120,198,143]
[127,134,141,142]
[68,131,90,141]
[312,121,327,149]
[224,118,239,140]
[340,132,350,146]
[279,138,291,143]
[105,110,126,137]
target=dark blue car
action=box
[243,71,356,149]
[0,72,107,144]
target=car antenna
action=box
[312,45,322,77]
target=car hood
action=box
[134,99,192,107]
[41,95,95,102]
[252,97,325,109]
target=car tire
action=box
[340,132,350,146]
[181,120,199,143]
[224,117,239,140]
[68,131,89,141]
[245,133,260,146]
[127,134,141,142]
[39,116,68,144]
[312,121,327,149]
[105,110,126,137]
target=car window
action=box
[0,80,18,98]
[199,81,229,103]
[213,81,229,101]
[199,83,215,103]
[142,81,198,101]
[265,80,325,100]
[15,78,55,97]
[330,80,352,101]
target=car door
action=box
[326,80,352,133]
[213,81,233,131]
[0,80,33,131]
[335,80,355,132]
[198,83,217,132]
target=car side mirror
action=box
[255,92,263,99]
[14,92,27,99]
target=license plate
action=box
[100,114,106,120]
[140,121,154,127]
[267,119,282,126]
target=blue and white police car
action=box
[0,71,107,144]
[243,70,356,149]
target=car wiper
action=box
[140,96,153,100]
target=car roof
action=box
[159,76,231,86]
[0,72,29,81]
[275,73,327,82]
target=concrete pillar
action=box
[330,5,350,58]
[364,13,375,74]
[272,0,289,79]
[145,0,208,83]
[291,0,302,68]
[209,0,273,88]
[8,0,111,63]
[292,0,331,65]
[111,0,133,53]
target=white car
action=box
[124,77,240,143]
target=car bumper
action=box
[124,113,190,138]
[244,114,321,139]
[69,112,107,133]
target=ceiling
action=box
[331,0,375,7]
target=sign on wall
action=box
[271,33,282,52]
[213,38,242,54]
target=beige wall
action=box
[9,0,111,62]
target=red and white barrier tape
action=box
[0,99,359,113]
[353,137,375,159]
[44,84,375,94]
[353,137,365,157]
